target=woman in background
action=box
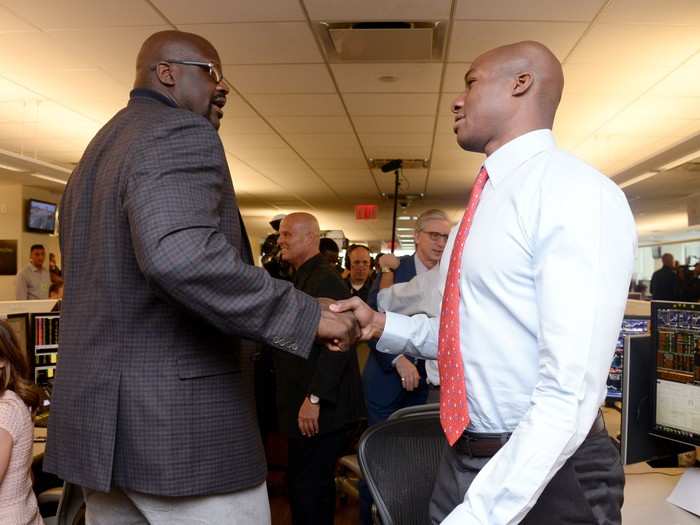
[0,320,44,525]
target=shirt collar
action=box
[483,129,556,187]
[129,88,178,109]
[28,263,43,273]
[414,253,429,275]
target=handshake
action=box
[316,297,386,351]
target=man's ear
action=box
[513,72,534,97]
[155,62,176,87]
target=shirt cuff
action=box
[376,312,411,355]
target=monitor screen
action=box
[607,316,650,400]
[26,199,57,233]
[650,301,700,447]
[4,313,27,360]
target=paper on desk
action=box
[667,469,700,516]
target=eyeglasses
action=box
[164,59,225,84]
[420,230,449,242]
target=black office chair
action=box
[359,412,446,525]
[387,402,439,420]
[41,482,85,525]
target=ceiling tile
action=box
[563,62,672,97]
[344,94,438,116]
[286,133,364,158]
[454,0,605,21]
[331,63,442,93]
[45,27,173,87]
[566,24,700,68]
[267,116,353,134]
[228,64,335,94]
[246,94,345,116]
[220,133,289,150]
[352,116,434,134]
[376,168,427,194]
[359,133,432,158]
[218,117,274,135]
[179,23,323,64]
[598,0,700,24]
[442,63,470,93]
[152,0,306,23]
[307,158,369,170]
[438,93,459,116]
[651,54,700,97]
[449,21,587,62]
[0,5,37,32]
[1,0,165,29]
[601,96,700,135]
[304,0,452,20]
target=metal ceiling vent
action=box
[314,21,447,62]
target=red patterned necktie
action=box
[438,167,489,445]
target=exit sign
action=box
[355,204,378,220]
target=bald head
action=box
[278,213,321,269]
[451,40,564,155]
[134,30,228,129]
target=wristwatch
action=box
[381,266,394,274]
[308,394,320,405]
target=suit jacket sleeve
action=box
[123,112,319,358]
[308,273,353,403]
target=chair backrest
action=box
[359,412,446,525]
[56,483,85,525]
[388,402,439,420]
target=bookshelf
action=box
[30,312,60,387]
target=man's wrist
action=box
[371,311,387,339]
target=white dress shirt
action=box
[378,263,441,385]
[376,129,637,524]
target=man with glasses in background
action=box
[358,209,450,524]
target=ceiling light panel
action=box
[180,23,322,64]
[151,0,306,23]
[449,21,586,62]
[303,0,452,20]
[454,0,604,21]
[331,63,442,93]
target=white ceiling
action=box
[1,0,700,246]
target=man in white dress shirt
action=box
[332,41,636,524]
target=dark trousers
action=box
[287,429,349,525]
[430,429,625,524]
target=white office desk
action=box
[602,406,699,523]
[623,463,699,524]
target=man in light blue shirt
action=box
[15,244,51,300]
[333,41,635,525]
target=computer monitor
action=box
[3,313,28,361]
[650,301,700,447]
[621,335,693,464]
[607,316,650,401]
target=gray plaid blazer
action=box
[44,90,320,496]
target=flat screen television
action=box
[26,199,57,234]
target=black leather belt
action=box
[453,410,606,458]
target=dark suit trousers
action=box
[287,428,350,525]
[429,429,625,524]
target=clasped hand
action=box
[316,297,386,351]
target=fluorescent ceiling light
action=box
[658,150,700,171]
[31,173,67,185]
[396,227,413,231]
[398,216,417,221]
